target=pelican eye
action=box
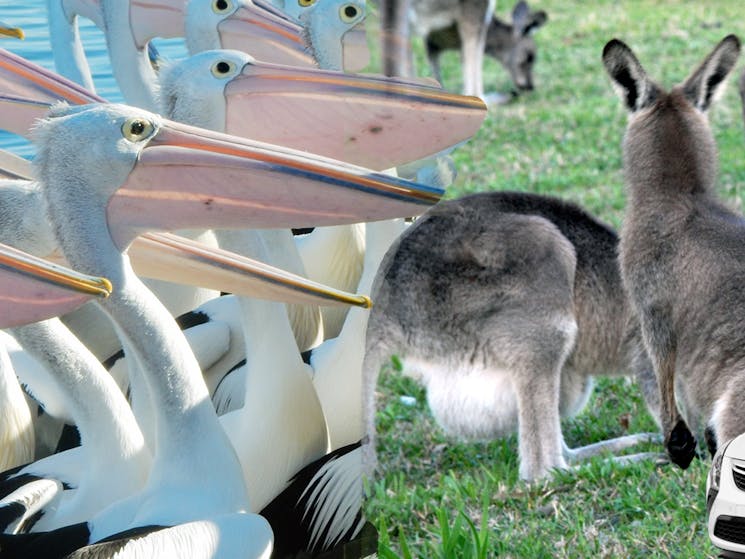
[298,0,315,7]
[210,60,236,78]
[339,3,362,23]
[122,118,154,142]
[212,0,233,13]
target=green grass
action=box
[363,1,745,557]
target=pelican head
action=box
[184,0,313,66]
[32,103,443,253]
[158,49,487,170]
[298,0,368,71]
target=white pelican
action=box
[156,47,486,337]
[0,101,440,555]
[0,254,366,536]
[0,243,369,538]
[0,47,486,181]
[212,230,329,508]
[47,0,364,108]
[295,0,368,72]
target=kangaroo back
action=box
[603,35,742,468]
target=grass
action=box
[363,1,745,557]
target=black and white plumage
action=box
[260,442,376,559]
[0,318,149,534]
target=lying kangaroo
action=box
[379,0,546,101]
[361,191,660,481]
[602,35,742,469]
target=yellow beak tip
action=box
[0,28,24,40]
[99,277,114,297]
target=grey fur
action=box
[602,35,742,468]
[361,192,660,481]
[424,0,547,94]
[379,0,546,100]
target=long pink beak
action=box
[218,4,315,67]
[0,48,103,137]
[109,114,443,248]
[0,147,32,179]
[0,151,370,308]
[0,243,112,328]
[0,49,486,171]
[132,233,371,308]
[224,60,486,169]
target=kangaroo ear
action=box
[681,34,741,112]
[602,39,660,112]
[511,1,530,35]
[524,10,548,36]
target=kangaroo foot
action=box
[666,419,697,469]
[564,432,662,463]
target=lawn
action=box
[363,1,745,557]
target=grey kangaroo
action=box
[423,0,547,94]
[361,191,661,481]
[602,35,742,469]
[379,0,546,101]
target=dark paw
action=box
[666,419,697,469]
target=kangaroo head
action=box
[486,1,548,92]
[602,35,740,196]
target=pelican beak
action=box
[0,23,24,40]
[131,233,371,308]
[0,243,112,328]
[0,147,32,179]
[342,21,370,72]
[223,61,487,170]
[218,5,315,68]
[0,48,103,137]
[108,115,443,248]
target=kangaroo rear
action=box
[603,35,743,468]
[362,192,660,481]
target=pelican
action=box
[0,156,370,463]
[0,42,478,345]
[47,0,312,104]
[0,102,441,555]
[156,47,485,336]
[0,258,367,536]
[308,219,406,448]
[47,0,365,108]
[295,0,368,71]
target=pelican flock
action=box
[0,4,486,558]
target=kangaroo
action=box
[379,0,495,99]
[379,0,546,101]
[361,191,661,481]
[602,35,742,470]
[424,0,547,95]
